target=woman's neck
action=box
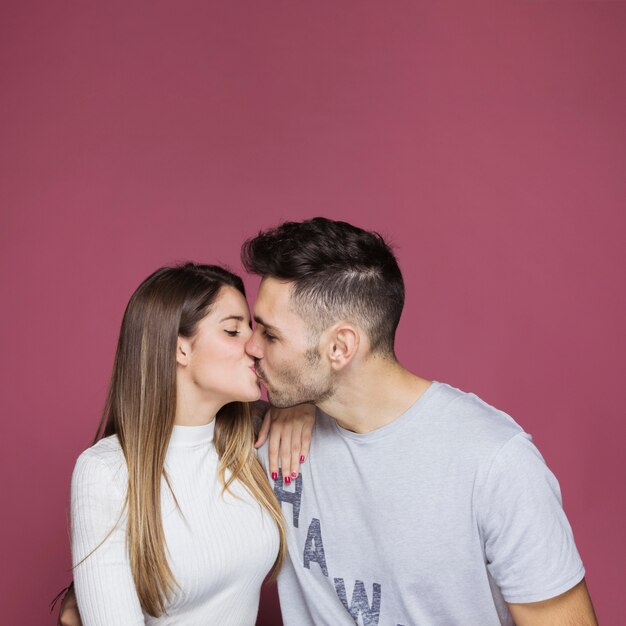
[174,394,221,426]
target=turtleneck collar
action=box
[169,419,215,447]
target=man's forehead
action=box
[255,277,290,306]
[253,277,299,322]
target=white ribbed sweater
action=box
[71,420,279,626]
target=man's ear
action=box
[176,337,191,366]
[327,323,360,370]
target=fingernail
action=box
[284,476,291,484]
[300,455,305,463]
[291,471,297,478]
[271,472,278,481]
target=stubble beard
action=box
[261,346,334,408]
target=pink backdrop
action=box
[1,2,624,624]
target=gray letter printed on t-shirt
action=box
[334,578,381,626]
[273,469,302,528]
[303,517,328,576]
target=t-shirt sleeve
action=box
[475,432,585,604]
[71,449,145,625]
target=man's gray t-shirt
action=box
[259,382,584,626]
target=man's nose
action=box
[245,331,263,359]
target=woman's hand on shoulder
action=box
[254,404,316,483]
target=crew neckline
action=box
[332,381,440,442]
[169,419,215,447]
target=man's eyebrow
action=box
[254,315,279,332]
[218,315,246,323]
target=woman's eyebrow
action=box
[218,315,245,323]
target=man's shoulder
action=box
[430,381,526,451]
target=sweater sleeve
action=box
[71,448,145,625]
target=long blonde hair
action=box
[93,263,285,617]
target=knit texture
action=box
[71,420,279,625]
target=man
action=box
[61,217,596,625]
[242,217,597,625]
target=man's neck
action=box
[317,358,431,434]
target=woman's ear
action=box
[176,337,191,366]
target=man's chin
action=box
[265,390,290,408]
[259,382,288,407]
[266,393,313,409]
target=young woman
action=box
[70,263,302,625]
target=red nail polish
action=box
[291,471,297,478]
[271,472,278,481]
[284,475,291,484]
[300,455,305,463]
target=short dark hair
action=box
[241,217,404,356]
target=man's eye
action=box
[225,330,240,337]
[263,330,276,342]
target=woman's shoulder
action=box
[71,436,128,528]
[73,435,127,491]
[77,434,124,463]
